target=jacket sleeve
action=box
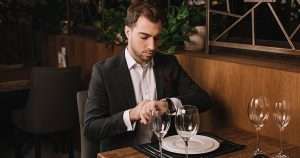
[84,63,129,141]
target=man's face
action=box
[125,16,162,64]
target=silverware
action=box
[144,144,173,158]
[142,146,160,158]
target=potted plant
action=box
[94,3,127,45]
[158,2,206,54]
[158,4,189,54]
[183,3,206,51]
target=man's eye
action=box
[140,36,148,40]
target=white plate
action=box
[162,135,220,155]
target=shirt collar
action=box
[125,48,154,70]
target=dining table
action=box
[97,128,300,158]
[0,79,30,139]
[0,80,30,92]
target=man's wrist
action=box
[129,108,138,121]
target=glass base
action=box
[254,154,269,158]
[272,152,289,158]
[253,148,264,156]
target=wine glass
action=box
[151,110,171,158]
[272,100,290,158]
[248,96,269,156]
[175,105,200,158]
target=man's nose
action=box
[147,38,156,50]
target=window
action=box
[209,0,300,56]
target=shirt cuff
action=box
[123,110,136,131]
[169,97,182,112]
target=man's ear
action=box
[124,26,131,38]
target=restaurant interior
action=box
[1,0,300,158]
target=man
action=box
[84,2,212,152]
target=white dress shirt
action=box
[123,48,182,131]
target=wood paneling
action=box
[0,68,31,82]
[176,54,300,146]
[44,35,124,87]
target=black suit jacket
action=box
[84,51,212,152]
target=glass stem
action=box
[279,127,284,154]
[256,128,261,151]
[184,140,189,158]
[159,137,163,158]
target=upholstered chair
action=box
[13,67,81,158]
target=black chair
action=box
[12,67,81,158]
[76,90,99,158]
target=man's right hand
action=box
[129,100,148,121]
[129,100,170,124]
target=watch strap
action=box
[165,98,176,113]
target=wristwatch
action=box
[164,98,176,113]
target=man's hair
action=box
[125,2,163,28]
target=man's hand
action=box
[139,100,169,124]
[129,100,148,121]
[156,99,169,114]
[140,101,156,124]
[129,100,170,125]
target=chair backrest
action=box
[20,67,81,133]
[76,90,87,158]
[76,90,99,158]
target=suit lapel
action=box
[118,52,137,108]
[154,55,165,99]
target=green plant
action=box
[159,3,206,54]
[189,5,206,26]
[94,4,127,45]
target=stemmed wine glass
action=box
[248,96,270,156]
[175,105,200,158]
[151,110,171,158]
[272,100,291,158]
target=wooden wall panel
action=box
[44,35,124,88]
[177,54,300,146]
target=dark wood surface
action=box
[97,128,300,158]
[0,80,30,141]
[0,80,30,92]
[0,67,31,82]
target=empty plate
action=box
[162,135,220,154]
